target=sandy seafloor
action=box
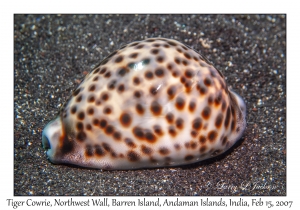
[14,14,286,196]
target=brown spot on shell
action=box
[199,135,206,144]
[182,60,189,66]
[167,41,177,46]
[188,101,196,112]
[190,141,197,149]
[120,112,132,127]
[77,111,85,120]
[167,85,176,99]
[224,107,231,128]
[202,106,211,120]
[134,90,142,98]
[129,53,138,58]
[150,157,158,163]
[191,130,198,138]
[196,83,207,95]
[102,143,112,152]
[105,125,114,135]
[150,101,162,115]
[167,63,173,70]
[85,145,94,157]
[168,126,177,137]
[87,95,95,103]
[93,68,100,74]
[184,52,191,59]
[156,56,164,63]
[125,138,136,148]
[222,136,228,146]
[204,77,212,86]
[108,80,116,90]
[86,124,92,130]
[141,145,153,155]
[115,55,123,63]
[199,145,207,153]
[117,84,125,92]
[174,57,181,64]
[127,151,140,162]
[118,68,128,77]
[87,107,94,115]
[99,67,107,74]
[175,97,185,110]
[136,103,145,115]
[71,106,77,114]
[185,69,194,78]
[104,71,111,78]
[151,49,159,55]
[76,95,82,102]
[113,131,122,141]
[185,155,194,161]
[99,119,107,128]
[95,100,101,106]
[215,113,223,129]
[208,130,218,143]
[175,118,184,129]
[159,147,170,156]
[208,95,214,105]
[165,112,174,124]
[92,76,99,82]
[172,69,180,78]
[174,143,181,150]
[60,136,74,155]
[231,119,236,131]
[95,144,105,156]
[180,76,186,84]
[73,88,81,96]
[76,131,87,142]
[214,92,222,106]
[155,68,164,77]
[133,126,144,139]
[145,71,154,80]
[76,122,83,131]
[135,44,145,49]
[192,117,202,130]
[144,130,157,143]
[103,106,112,114]
[101,92,110,101]
[93,119,100,126]
[153,125,163,136]
[221,100,227,112]
[133,77,141,85]
[89,84,96,92]
[149,86,159,96]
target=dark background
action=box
[14,14,286,196]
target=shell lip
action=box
[41,117,62,162]
[42,133,51,150]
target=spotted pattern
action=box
[42,37,246,170]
